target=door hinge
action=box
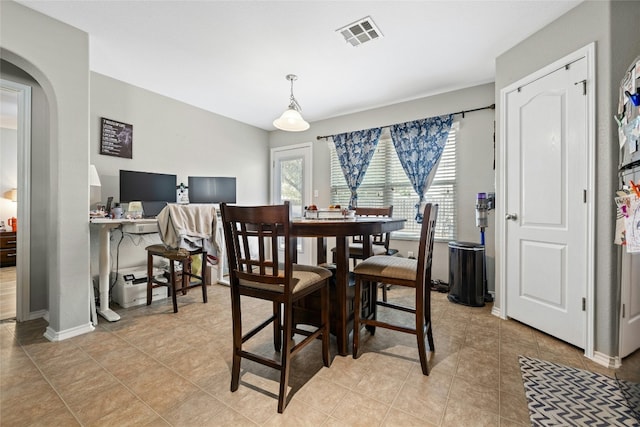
[583,189,587,203]
[582,297,586,311]
[575,79,587,95]
[622,303,626,318]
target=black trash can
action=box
[448,241,485,307]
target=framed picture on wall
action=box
[100,117,133,159]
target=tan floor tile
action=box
[161,392,228,426]
[499,390,530,425]
[331,390,390,425]
[131,372,200,416]
[2,289,639,426]
[449,376,499,414]
[68,383,142,425]
[353,368,406,405]
[263,398,329,426]
[382,407,439,426]
[54,368,120,407]
[88,398,161,427]
[294,375,350,414]
[27,407,80,427]
[391,380,447,425]
[442,399,500,427]
[1,382,67,426]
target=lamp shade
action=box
[273,108,310,132]
[89,164,101,187]
[3,188,17,202]
[89,164,102,206]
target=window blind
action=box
[330,127,457,240]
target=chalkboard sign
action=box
[100,117,133,159]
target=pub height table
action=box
[291,216,405,356]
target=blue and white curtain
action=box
[333,128,382,209]
[390,114,453,222]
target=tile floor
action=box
[1,282,638,426]
[0,266,17,320]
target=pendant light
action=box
[273,74,310,132]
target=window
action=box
[329,126,457,240]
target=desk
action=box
[291,217,405,355]
[90,218,158,322]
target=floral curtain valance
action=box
[332,128,382,209]
[390,114,453,222]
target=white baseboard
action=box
[591,351,622,369]
[44,322,95,342]
[27,309,48,321]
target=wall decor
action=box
[100,117,133,159]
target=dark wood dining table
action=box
[291,216,406,356]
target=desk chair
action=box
[352,203,438,375]
[220,202,332,413]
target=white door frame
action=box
[1,79,32,322]
[496,43,595,359]
[271,142,314,264]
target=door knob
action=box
[505,213,518,220]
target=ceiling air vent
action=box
[336,16,383,47]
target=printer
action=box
[113,265,168,308]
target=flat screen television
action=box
[119,170,176,203]
[188,176,236,204]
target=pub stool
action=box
[146,244,208,313]
[352,203,438,375]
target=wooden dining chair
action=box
[220,202,332,413]
[331,206,398,301]
[332,206,397,263]
[352,203,438,375]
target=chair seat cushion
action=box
[353,255,417,281]
[331,243,388,256]
[239,264,332,294]
[146,244,191,260]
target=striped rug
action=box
[519,356,639,426]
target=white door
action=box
[504,57,589,348]
[271,143,313,265]
[620,251,640,358]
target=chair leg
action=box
[381,282,387,302]
[366,282,378,335]
[425,292,435,352]
[415,297,429,376]
[201,252,208,304]
[273,301,282,352]
[278,303,294,413]
[146,252,154,305]
[352,276,362,359]
[181,258,190,295]
[321,283,330,367]
[170,260,179,313]
[230,288,242,393]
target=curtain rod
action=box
[315,103,495,140]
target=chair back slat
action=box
[416,204,438,290]
[353,206,394,250]
[221,202,293,293]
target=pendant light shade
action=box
[273,74,310,132]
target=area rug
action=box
[519,356,639,426]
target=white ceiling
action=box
[14,0,582,131]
